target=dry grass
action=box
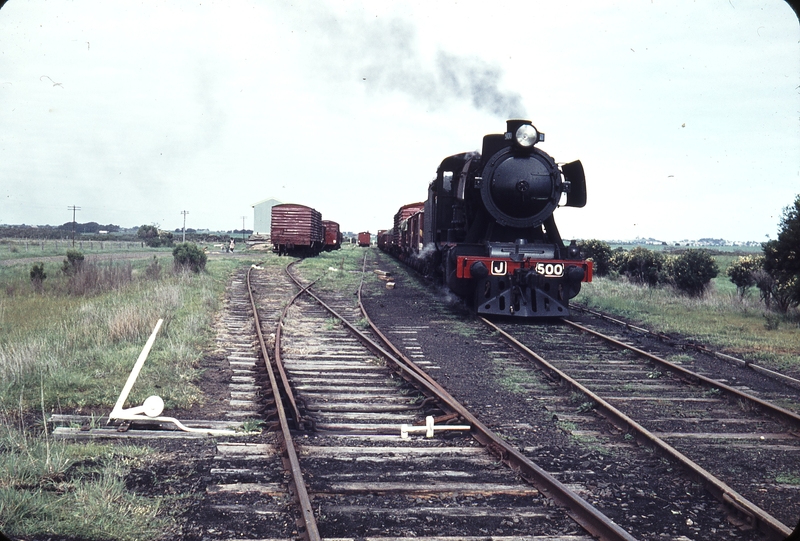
[0,257,245,412]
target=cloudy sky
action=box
[1,1,798,242]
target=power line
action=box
[67,205,81,247]
[181,210,189,243]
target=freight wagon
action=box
[322,220,343,251]
[271,204,324,256]
[357,232,371,247]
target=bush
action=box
[579,239,612,276]
[29,262,46,292]
[669,249,719,297]
[754,269,798,313]
[727,255,765,298]
[613,247,666,286]
[61,250,85,276]
[172,243,207,273]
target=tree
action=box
[137,224,174,248]
[158,230,175,247]
[137,224,160,247]
[761,194,800,312]
[726,255,765,298]
[578,239,612,276]
[669,249,719,297]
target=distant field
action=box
[607,243,763,254]
[0,238,236,264]
[0,238,154,261]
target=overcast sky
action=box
[1,1,798,242]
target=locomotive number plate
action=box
[535,262,564,277]
[491,261,507,276]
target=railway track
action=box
[483,317,800,540]
[363,247,800,540]
[51,265,300,538]
[47,250,798,540]
[52,258,635,539]
[257,260,636,540]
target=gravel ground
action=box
[359,249,791,540]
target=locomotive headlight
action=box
[515,124,539,147]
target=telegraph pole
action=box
[241,216,247,243]
[181,210,189,243]
[67,205,81,247]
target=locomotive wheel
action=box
[565,281,581,300]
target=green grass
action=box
[0,252,260,539]
[0,238,166,262]
[492,358,534,394]
[0,416,173,540]
[776,472,800,485]
[575,270,800,376]
[0,257,250,413]
[293,245,369,293]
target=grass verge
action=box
[0,252,259,539]
[292,244,369,294]
[575,273,800,376]
[0,416,170,540]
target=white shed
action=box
[252,198,282,236]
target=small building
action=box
[252,198,282,237]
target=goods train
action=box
[380,119,592,317]
[271,204,341,255]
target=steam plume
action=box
[286,3,526,118]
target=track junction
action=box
[49,248,799,540]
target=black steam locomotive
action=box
[382,119,592,317]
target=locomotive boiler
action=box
[417,119,592,317]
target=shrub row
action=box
[578,240,718,297]
[26,243,207,295]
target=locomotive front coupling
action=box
[467,257,589,317]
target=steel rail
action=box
[272,260,326,430]
[562,318,800,430]
[245,265,321,541]
[285,259,637,541]
[573,304,800,391]
[483,317,793,540]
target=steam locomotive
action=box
[381,119,592,317]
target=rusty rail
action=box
[246,265,320,541]
[283,256,638,541]
[563,318,800,430]
[573,304,800,391]
[484,317,793,540]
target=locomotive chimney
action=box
[506,119,531,135]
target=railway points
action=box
[43,247,798,540]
